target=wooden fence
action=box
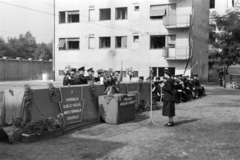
[0,57,52,81]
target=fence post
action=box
[3,56,8,81]
[39,59,43,80]
[28,58,33,80]
[16,57,21,80]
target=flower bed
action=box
[21,115,64,143]
[21,128,64,143]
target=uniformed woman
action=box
[161,69,176,127]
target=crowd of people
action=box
[150,68,206,127]
[152,73,206,105]
[63,67,119,86]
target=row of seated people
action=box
[152,74,206,104]
[63,67,119,86]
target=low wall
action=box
[1,82,150,132]
[0,58,52,81]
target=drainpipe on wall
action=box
[183,2,193,76]
[53,0,56,81]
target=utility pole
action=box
[53,0,56,81]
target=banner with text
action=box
[59,87,85,124]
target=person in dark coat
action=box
[63,69,72,86]
[75,67,88,85]
[95,69,104,83]
[85,68,95,83]
[161,69,176,127]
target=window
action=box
[59,39,66,50]
[100,37,111,48]
[59,11,79,23]
[133,36,139,42]
[228,0,235,8]
[167,35,176,48]
[134,71,138,77]
[68,11,79,23]
[89,9,95,21]
[152,67,175,77]
[150,5,166,19]
[116,7,128,20]
[59,38,79,50]
[210,0,215,9]
[134,6,139,11]
[89,37,95,49]
[59,70,65,76]
[150,36,165,49]
[67,38,79,50]
[100,8,111,20]
[59,12,65,23]
[116,36,127,48]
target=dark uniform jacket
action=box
[85,75,94,82]
[63,75,75,86]
[162,78,175,101]
[79,75,88,84]
[193,79,200,87]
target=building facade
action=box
[54,0,209,82]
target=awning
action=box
[168,35,176,45]
[67,38,79,42]
[59,39,66,48]
[67,11,79,15]
[150,5,166,17]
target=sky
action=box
[0,0,54,43]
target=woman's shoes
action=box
[164,122,174,127]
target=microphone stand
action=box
[145,67,157,125]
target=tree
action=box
[0,36,10,57]
[33,42,52,60]
[209,10,240,87]
[7,31,37,59]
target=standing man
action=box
[161,68,176,127]
[86,68,95,83]
[76,66,87,85]
[219,69,224,86]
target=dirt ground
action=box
[0,83,240,160]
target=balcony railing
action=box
[163,47,190,60]
[163,14,191,28]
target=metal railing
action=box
[163,47,190,59]
[163,14,191,28]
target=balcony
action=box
[163,14,191,29]
[163,47,190,60]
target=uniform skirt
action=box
[162,101,175,117]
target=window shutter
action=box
[168,35,176,45]
[67,11,79,15]
[89,9,95,21]
[59,39,66,47]
[150,5,166,17]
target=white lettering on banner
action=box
[64,109,82,115]
[124,97,132,101]
[120,100,136,106]
[63,102,82,109]
[66,97,79,102]
[67,115,79,121]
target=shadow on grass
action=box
[174,118,199,126]
[0,135,126,160]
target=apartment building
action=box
[54,0,209,82]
